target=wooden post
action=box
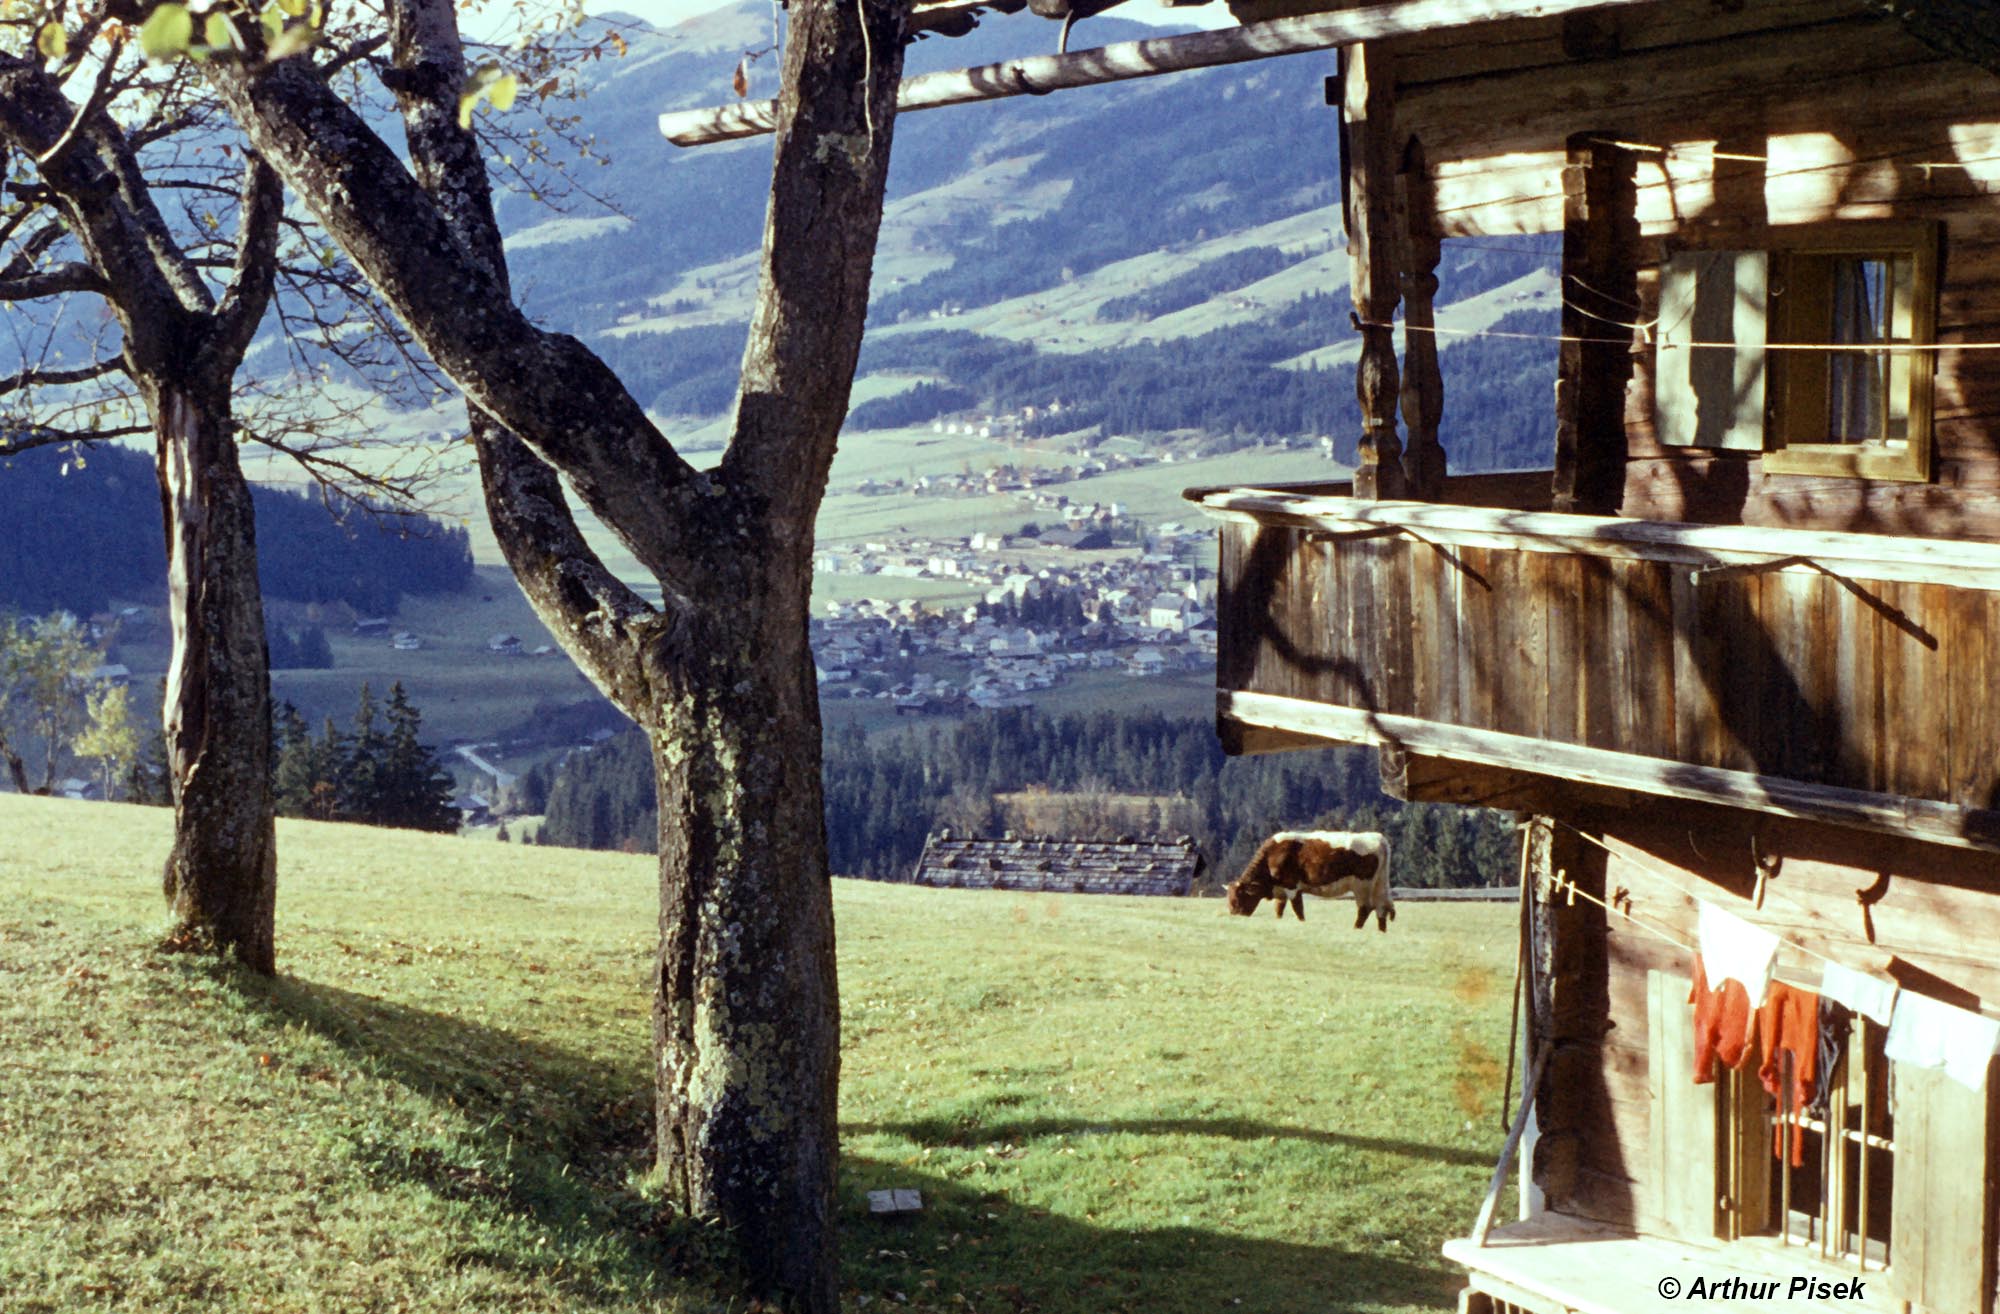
[1472,1042,1551,1244]
[1551,132,1638,516]
[1399,136,1446,501]
[1344,42,1407,501]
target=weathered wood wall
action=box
[1385,0,2000,540]
[1216,517,2000,813]
[1524,800,2000,1310]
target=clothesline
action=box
[1354,316,2000,353]
[1547,818,1849,973]
[1586,136,1994,172]
[1533,818,2000,1091]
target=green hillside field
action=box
[0,794,1517,1314]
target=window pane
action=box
[1826,258,1892,443]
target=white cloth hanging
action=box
[1697,901,1779,1008]
[1885,992,2000,1091]
[1819,960,1899,1025]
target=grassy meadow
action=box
[0,794,1517,1313]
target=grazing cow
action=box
[1225,830,1395,931]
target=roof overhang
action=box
[659,0,1666,147]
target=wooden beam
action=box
[1220,688,2000,855]
[1398,136,1447,500]
[1551,133,1638,515]
[1344,42,1407,500]
[658,0,1669,147]
[1472,1042,1552,1245]
[1218,718,1342,756]
[1393,752,1556,810]
[1188,490,2000,592]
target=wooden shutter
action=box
[1655,250,1768,451]
[1890,1058,1995,1314]
[1647,970,1722,1240]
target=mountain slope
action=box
[494,2,1560,469]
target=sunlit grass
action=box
[0,794,1513,1313]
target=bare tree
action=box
[0,29,286,969]
[201,0,905,1301]
[0,3,482,970]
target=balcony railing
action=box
[1187,481,2000,852]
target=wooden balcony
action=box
[1187,479,2000,853]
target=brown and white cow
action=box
[1224,830,1395,931]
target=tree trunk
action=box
[1,742,29,795]
[648,570,839,1312]
[153,380,278,975]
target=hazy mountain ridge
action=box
[1,4,1560,474]
[494,3,1560,466]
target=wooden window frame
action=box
[1762,221,1940,483]
[1719,1016,1895,1273]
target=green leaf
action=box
[204,11,244,51]
[266,22,318,61]
[277,0,308,15]
[139,4,193,61]
[36,21,66,60]
[260,6,283,41]
[457,63,513,128]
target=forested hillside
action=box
[484,4,1563,467]
[534,709,1515,890]
[0,443,473,616]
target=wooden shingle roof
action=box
[911,832,1204,896]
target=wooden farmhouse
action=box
[661,1,2000,1311]
[910,832,1204,894]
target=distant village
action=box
[848,429,1196,509]
[810,515,1216,715]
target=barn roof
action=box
[911,832,1204,895]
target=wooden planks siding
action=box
[1215,515,1996,818]
[1377,0,2000,542]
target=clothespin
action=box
[1560,868,1575,907]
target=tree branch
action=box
[0,355,125,396]
[0,214,62,277]
[36,34,124,167]
[0,260,107,299]
[205,155,282,371]
[0,52,215,363]
[373,0,657,698]
[203,31,706,584]
[473,417,657,704]
[719,0,907,540]
[0,423,149,453]
[318,33,389,80]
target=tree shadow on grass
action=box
[228,972,714,1303]
[232,971,1468,1313]
[848,1113,1490,1169]
[837,1151,1462,1314]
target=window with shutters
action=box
[1653,222,1939,482]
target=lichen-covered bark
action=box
[648,557,838,1308]
[0,54,282,975]
[154,380,278,975]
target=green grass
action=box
[110,567,598,748]
[0,793,1515,1314]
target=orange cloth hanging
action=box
[1690,953,1755,1084]
[1757,981,1820,1166]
